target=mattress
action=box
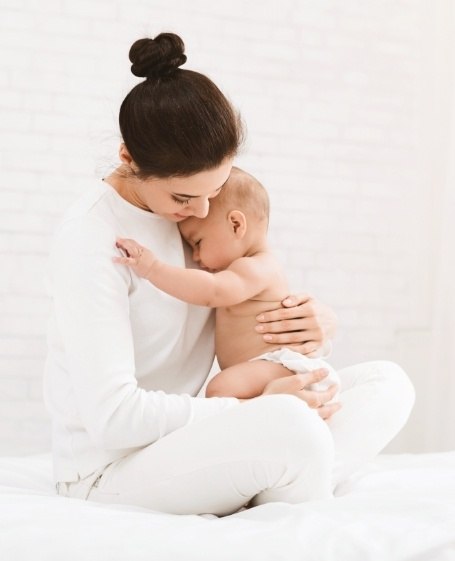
[1,451,454,561]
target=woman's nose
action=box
[191,197,210,219]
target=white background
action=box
[0,0,454,455]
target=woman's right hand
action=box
[262,369,341,420]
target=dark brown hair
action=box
[119,33,244,179]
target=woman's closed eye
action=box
[171,195,191,205]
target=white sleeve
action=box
[51,217,238,451]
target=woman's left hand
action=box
[254,293,337,357]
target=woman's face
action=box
[134,158,233,222]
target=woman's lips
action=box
[200,265,217,273]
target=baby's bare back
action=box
[215,255,289,369]
[215,301,283,368]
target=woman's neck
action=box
[103,166,151,211]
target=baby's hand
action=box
[113,238,156,278]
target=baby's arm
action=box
[114,238,270,307]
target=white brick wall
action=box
[0,0,452,455]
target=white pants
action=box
[57,361,415,516]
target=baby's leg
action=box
[205,361,291,399]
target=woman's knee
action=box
[371,360,415,408]
[354,361,415,427]
[253,394,334,463]
[256,394,315,426]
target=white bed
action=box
[1,452,454,561]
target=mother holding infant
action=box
[44,33,415,516]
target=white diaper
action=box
[251,348,340,402]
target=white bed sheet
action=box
[1,452,454,561]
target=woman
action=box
[44,33,415,516]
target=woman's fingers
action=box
[262,368,341,420]
[316,402,342,420]
[295,368,329,386]
[254,293,336,354]
[281,294,313,307]
[256,300,315,324]
[299,383,339,406]
[255,318,316,334]
[255,293,337,342]
[254,309,323,347]
[260,331,323,347]
[262,371,341,419]
[286,342,321,357]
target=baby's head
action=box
[211,166,270,223]
[179,167,269,272]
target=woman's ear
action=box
[228,210,247,239]
[119,143,138,172]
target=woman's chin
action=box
[201,265,219,273]
[166,212,189,222]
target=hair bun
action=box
[129,33,187,79]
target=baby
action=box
[114,167,340,400]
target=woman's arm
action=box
[254,293,338,357]
[50,219,239,451]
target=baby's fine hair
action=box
[212,167,270,224]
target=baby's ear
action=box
[228,210,247,239]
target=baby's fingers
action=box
[112,255,138,266]
[115,238,142,257]
[115,238,130,250]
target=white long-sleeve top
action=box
[43,179,239,483]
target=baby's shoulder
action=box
[237,250,282,271]
[246,252,288,302]
[250,251,286,279]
